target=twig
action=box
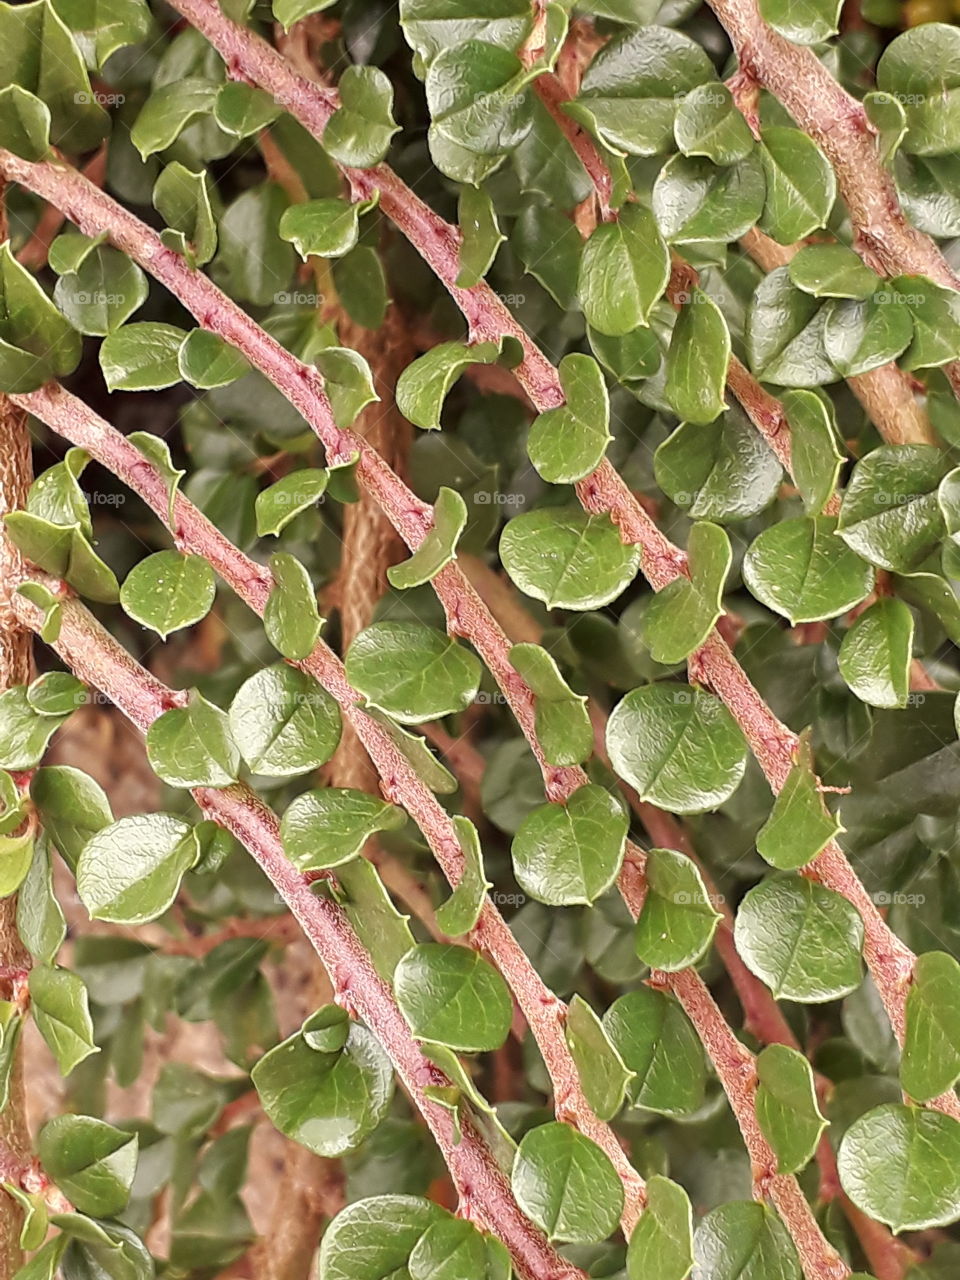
[12,588,587,1280]
[11,381,647,1231]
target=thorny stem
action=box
[11,589,587,1280]
[11,382,647,1233]
[1,112,949,1104]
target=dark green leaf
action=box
[500,507,640,610]
[511,783,627,907]
[77,814,199,924]
[755,1043,826,1173]
[281,788,405,871]
[28,965,98,1075]
[756,732,842,869]
[837,444,949,572]
[901,950,960,1102]
[264,552,323,660]
[229,664,341,777]
[146,690,239,789]
[635,847,721,970]
[388,488,468,589]
[393,943,512,1052]
[641,521,731,664]
[565,995,633,1123]
[626,1175,694,1280]
[839,597,913,709]
[744,516,874,624]
[345,622,481,723]
[527,353,611,484]
[38,1115,137,1216]
[578,205,670,336]
[511,1122,623,1243]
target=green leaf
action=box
[100,321,187,392]
[264,552,323,661]
[17,837,66,964]
[758,0,841,42]
[565,994,633,1123]
[0,832,34,897]
[279,197,371,260]
[396,341,501,430]
[4,1183,47,1252]
[332,245,388,329]
[256,470,328,538]
[514,199,584,309]
[51,0,154,69]
[324,65,399,168]
[130,77,219,158]
[694,1201,801,1280]
[146,691,239,789]
[214,81,280,138]
[16,582,62,644]
[314,346,379,429]
[893,275,960,370]
[640,521,731,664]
[28,671,85,719]
[120,550,215,639]
[788,244,880,301]
[588,321,660,386]
[0,0,109,152]
[654,405,783,523]
[838,1103,960,1231]
[755,1043,826,1174]
[77,813,199,924]
[219,184,295,308]
[435,816,490,937]
[301,1006,350,1054]
[388,488,468,589]
[0,85,50,159]
[399,0,532,65]
[823,292,913,377]
[26,446,90,535]
[272,0,335,31]
[604,989,706,1115]
[758,127,836,244]
[153,162,218,267]
[0,687,69,771]
[393,943,512,1053]
[746,266,835,387]
[757,732,843,870]
[28,965,98,1075]
[229,664,342,777]
[318,1196,446,1280]
[838,597,914,710]
[345,622,481,724]
[511,1122,623,1244]
[252,1020,393,1157]
[607,683,747,814]
[4,513,118,603]
[424,41,531,184]
[902,950,960,1102]
[456,185,504,288]
[578,205,670,336]
[626,1175,694,1280]
[53,243,148,337]
[30,766,112,872]
[528,353,611,484]
[735,875,864,1002]
[652,152,765,244]
[0,1003,23,1115]
[500,507,640,610]
[178,330,250,389]
[511,783,627,907]
[783,389,843,514]
[568,26,714,156]
[744,516,874,624]
[838,444,949,572]
[635,847,721,970]
[0,243,81,393]
[674,81,753,164]
[129,431,184,527]
[38,1115,137,1217]
[281,788,405,871]
[336,859,416,982]
[877,24,960,157]
[508,642,592,767]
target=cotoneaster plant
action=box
[0,0,959,1278]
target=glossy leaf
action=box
[743,516,874,624]
[120,550,215,639]
[456,185,504,288]
[511,783,627,907]
[635,847,721,971]
[0,243,82,393]
[564,995,633,1123]
[512,1122,623,1243]
[735,876,864,1002]
[641,521,731,664]
[758,127,836,244]
[229,664,341,777]
[783,389,843,514]
[838,444,949,572]
[500,507,640,610]
[77,814,199,924]
[100,322,187,392]
[755,1044,826,1173]
[146,691,239,789]
[603,988,706,1116]
[38,1115,137,1217]
[901,950,960,1102]
[393,944,512,1053]
[654,406,782,523]
[28,965,98,1075]
[578,205,670,336]
[838,597,914,710]
[396,340,500,430]
[388,488,468,589]
[346,622,481,724]
[756,733,842,870]
[694,1201,801,1280]
[674,81,753,164]
[264,552,323,660]
[607,683,747,814]
[281,788,405,871]
[626,1175,694,1280]
[435,816,490,937]
[527,353,611,484]
[509,642,592,766]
